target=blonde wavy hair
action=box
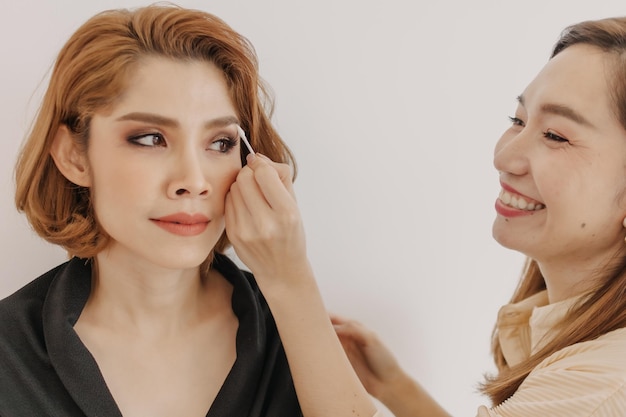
[14,4,295,262]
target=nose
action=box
[167,149,211,199]
[493,127,531,176]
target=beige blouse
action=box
[477,290,626,417]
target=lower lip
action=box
[494,199,542,218]
[151,220,209,236]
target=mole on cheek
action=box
[581,223,586,228]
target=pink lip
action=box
[494,199,535,218]
[151,213,210,236]
[496,181,543,218]
[500,181,526,198]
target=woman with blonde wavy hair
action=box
[0,4,375,417]
[333,16,626,417]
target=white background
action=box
[2,1,625,415]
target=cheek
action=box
[212,163,241,197]
[614,164,626,210]
[542,176,568,200]
[208,166,240,218]
[88,158,150,214]
[611,185,626,230]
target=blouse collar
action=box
[497,290,583,366]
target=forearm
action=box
[262,268,377,417]
[380,371,451,417]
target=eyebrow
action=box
[115,112,240,130]
[517,95,594,128]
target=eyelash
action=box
[128,133,239,153]
[507,116,569,143]
[542,131,568,143]
[215,137,238,153]
[128,132,166,147]
[508,116,524,127]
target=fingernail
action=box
[246,153,256,164]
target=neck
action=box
[538,252,619,303]
[82,249,227,337]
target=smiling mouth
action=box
[499,189,545,211]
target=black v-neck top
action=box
[0,254,302,416]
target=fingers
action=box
[245,154,296,208]
[249,153,293,186]
[225,152,306,280]
[224,182,251,242]
[330,313,350,325]
[227,154,300,242]
[229,165,297,241]
[226,159,265,229]
[331,315,375,347]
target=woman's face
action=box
[493,44,626,269]
[84,57,242,270]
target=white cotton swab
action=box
[237,125,255,155]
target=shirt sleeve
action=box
[474,330,626,417]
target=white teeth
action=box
[499,190,544,211]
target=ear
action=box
[49,124,92,187]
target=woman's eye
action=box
[129,133,166,147]
[208,137,237,153]
[508,116,525,127]
[543,130,569,143]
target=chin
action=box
[152,249,213,270]
[492,222,518,250]
[492,230,535,262]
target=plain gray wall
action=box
[2,1,626,415]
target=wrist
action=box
[377,369,416,408]
[254,261,317,299]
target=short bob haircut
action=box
[14,4,295,262]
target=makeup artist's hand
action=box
[332,315,448,417]
[226,155,379,417]
[331,314,404,400]
[225,153,313,292]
